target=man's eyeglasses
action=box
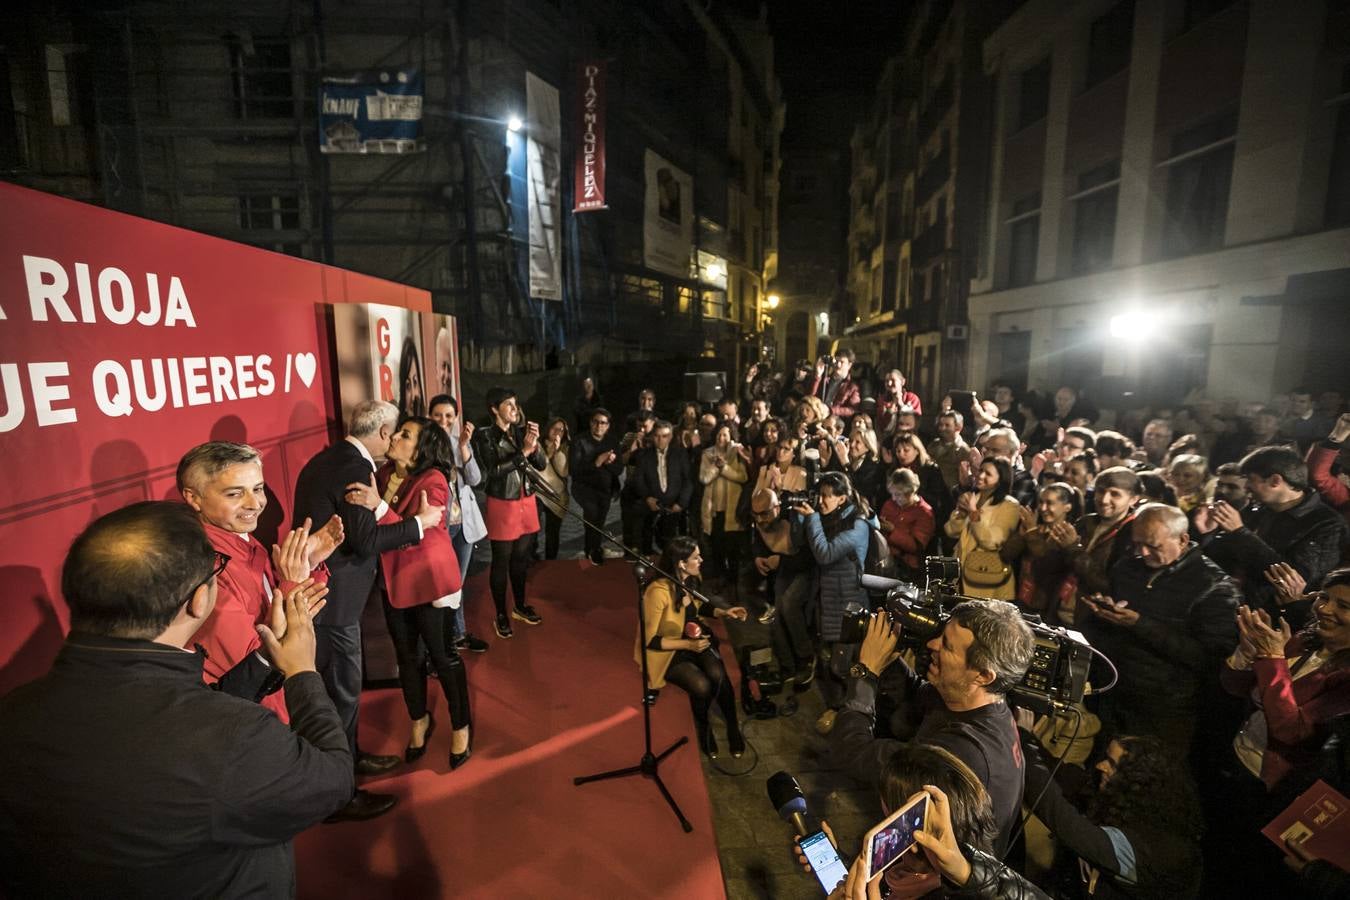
[185,550,230,606]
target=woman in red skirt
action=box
[472,387,548,639]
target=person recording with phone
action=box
[793,746,1045,899]
[472,387,547,640]
[832,602,1034,857]
[636,536,749,758]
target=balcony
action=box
[917,71,953,143]
[910,217,948,268]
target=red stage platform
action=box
[294,560,726,899]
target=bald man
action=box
[1079,503,1240,756]
[746,488,816,686]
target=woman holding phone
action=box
[795,744,1046,898]
[636,536,748,758]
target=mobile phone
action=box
[799,829,849,893]
[862,792,930,883]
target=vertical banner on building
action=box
[319,68,425,154]
[526,73,562,301]
[643,149,694,278]
[574,62,607,212]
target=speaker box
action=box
[684,371,726,405]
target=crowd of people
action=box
[2,350,1349,898]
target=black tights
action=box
[490,533,535,617]
[664,649,741,740]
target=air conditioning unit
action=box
[945,324,969,341]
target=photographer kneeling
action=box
[832,603,1035,856]
[793,471,874,735]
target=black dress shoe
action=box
[405,714,436,763]
[450,727,473,770]
[323,789,397,823]
[355,752,401,776]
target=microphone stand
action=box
[539,457,712,834]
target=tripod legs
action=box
[573,736,693,833]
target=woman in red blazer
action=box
[1222,567,1350,791]
[376,416,472,769]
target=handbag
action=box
[459,481,487,544]
[963,544,1012,588]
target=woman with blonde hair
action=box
[700,422,750,597]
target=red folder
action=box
[1262,780,1350,872]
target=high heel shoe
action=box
[697,724,718,760]
[728,728,745,759]
[405,713,436,763]
[449,726,473,770]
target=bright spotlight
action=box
[507,115,523,133]
[767,293,781,309]
[1108,309,1157,341]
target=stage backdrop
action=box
[0,183,432,697]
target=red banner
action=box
[574,61,607,212]
[0,183,430,696]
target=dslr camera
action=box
[841,556,1095,713]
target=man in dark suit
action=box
[291,400,443,822]
[0,501,353,897]
[632,419,693,554]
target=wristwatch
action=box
[848,662,877,681]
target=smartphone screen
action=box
[800,829,849,893]
[868,794,929,882]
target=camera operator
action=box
[831,602,1035,856]
[793,471,874,735]
[748,488,817,683]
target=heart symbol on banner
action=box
[294,353,317,389]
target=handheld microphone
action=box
[766,770,811,837]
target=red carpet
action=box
[294,560,726,899]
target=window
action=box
[226,35,293,119]
[239,193,302,255]
[1085,1,1135,89]
[1161,112,1236,258]
[1017,57,1051,131]
[1326,65,1350,229]
[0,49,23,169]
[1071,160,1120,274]
[1182,0,1237,32]
[1008,193,1040,288]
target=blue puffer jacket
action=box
[804,502,871,642]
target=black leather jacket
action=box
[472,423,546,501]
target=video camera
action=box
[841,556,1094,714]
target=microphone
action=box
[766,770,811,837]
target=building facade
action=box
[839,0,1013,406]
[2,0,782,377]
[970,0,1350,408]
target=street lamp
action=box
[766,293,781,309]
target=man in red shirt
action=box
[178,442,342,720]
